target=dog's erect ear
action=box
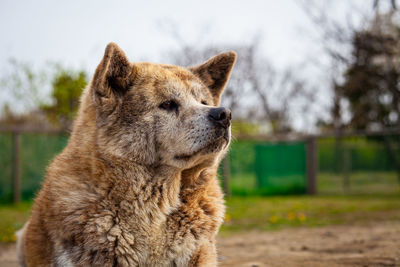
[92,43,135,106]
[189,51,236,105]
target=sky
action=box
[0,0,319,70]
[0,0,376,130]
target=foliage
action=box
[337,14,400,130]
[300,0,399,132]
[41,67,87,129]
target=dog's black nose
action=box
[208,107,232,128]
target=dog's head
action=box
[90,43,236,169]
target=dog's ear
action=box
[189,51,236,105]
[92,42,135,108]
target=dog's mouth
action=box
[174,133,230,161]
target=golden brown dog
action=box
[17,42,236,266]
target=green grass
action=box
[0,202,31,243]
[220,194,400,235]
[2,194,400,242]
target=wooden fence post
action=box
[12,132,21,203]
[343,148,351,193]
[222,154,231,197]
[306,137,317,195]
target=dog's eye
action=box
[201,101,208,105]
[159,100,178,111]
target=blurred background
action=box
[1,0,400,266]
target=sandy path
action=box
[1,221,399,266]
[217,221,400,267]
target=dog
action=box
[17,42,236,266]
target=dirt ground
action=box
[1,221,399,267]
[218,221,400,267]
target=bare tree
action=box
[373,0,397,10]
[163,30,315,134]
[299,0,399,131]
[0,59,48,114]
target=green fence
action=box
[227,141,307,195]
[226,135,400,196]
[0,133,68,203]
[317,135,400,195]
[255,142,306,194]
[227,140,308,196]
[0,132,399,203]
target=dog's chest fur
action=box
[50,164,201,267]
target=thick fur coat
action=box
[17,43,236,266]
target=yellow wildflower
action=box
[297,212,307,222]
[287,212,296,220]
[269,215,279,223]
